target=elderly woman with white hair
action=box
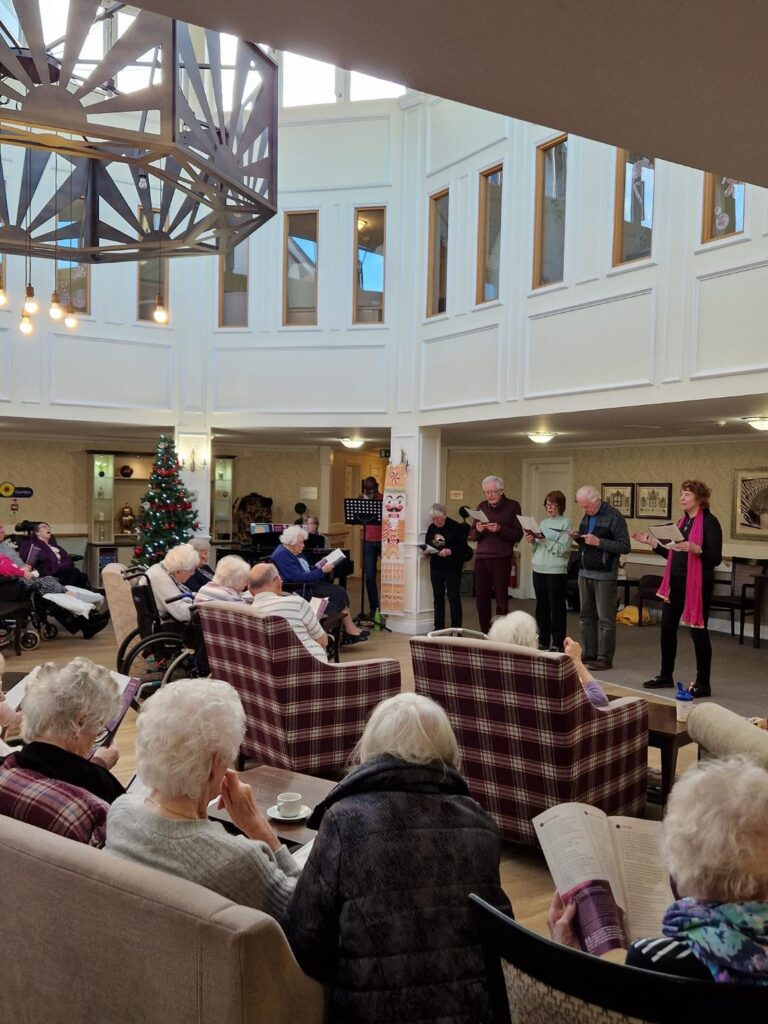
[186,536,215,593]
[284,692,512,1023]
[548,757,768,984]
[488,611,609,709]
[1,657,124,803]
[423,502,466,630]
[145,543,198,623]
[106,677,298,920]
[194,554,251,604]
[272,524,367,644]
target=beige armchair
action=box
[687,701,768,769]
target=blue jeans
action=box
[363,540,381,612]
[578,575,618,663]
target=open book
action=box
[517,515,544,537]
[419,543,439,555]
[309,596,329,619]
[649,523,684,548]
[466,509,490,524]
[318,547,346,568]
[533,802,673,956]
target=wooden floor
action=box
[2,608,698,939]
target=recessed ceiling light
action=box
[526,432,556,444]
[742,417,768,431]
[340,437,365,449]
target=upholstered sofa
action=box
[410,634,648,845]
[688,701,768,768]
[0,814,325,1024]
[198,602,401,775]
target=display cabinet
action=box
[212,457,235,541]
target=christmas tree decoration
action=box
[133,435,201,565]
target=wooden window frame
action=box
[476,164,503,305]
[701,172,744,244]
[136,206,169,323]
[353,205,386,325]
[532,134,567,289]
[218,240,249,328]
[282,209,319,327]
[426,188,449,318]
[612,148,655,267]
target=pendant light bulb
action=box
[64,304,78,329]
[23,284,38,315]
[19,310,33,335]
[49,290,63,320]
[153,293,168,324]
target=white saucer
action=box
[267,804,311,823]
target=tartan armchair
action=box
[410,635,648,845]
[198,602,401,776]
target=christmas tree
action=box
[133,435,200,565]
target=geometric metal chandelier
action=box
[0,1,277,264]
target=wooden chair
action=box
[469,895,767,1024]
[709,556,768,643]
[636,574,664,625]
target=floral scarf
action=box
[656,510,705,628]
[663,898,768,984]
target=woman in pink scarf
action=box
[632,480,722,697]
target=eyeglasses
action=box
[483,488,502,495]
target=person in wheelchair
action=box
[145,544,198,623]
[0,523,109,640]
[19,522,93,590]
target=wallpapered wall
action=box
[445,437,768,554]
[0,439,90,531]
[233,450,322,525]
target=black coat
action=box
[284,755,511,1024]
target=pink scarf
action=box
[656,510,705,628]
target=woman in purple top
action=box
[20,522,92,590]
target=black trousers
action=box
[430,561,462,630]
[659,574,714,687]
[532,571,567,649]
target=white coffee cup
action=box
[276,791,302,818]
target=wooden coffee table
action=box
[208,764,336,845]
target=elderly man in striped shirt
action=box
[247,563,329,662]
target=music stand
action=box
[344,497,389,630]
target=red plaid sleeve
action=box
[0,758,108,847]
[199,603,402,776]
[410,637,648,846]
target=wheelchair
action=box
[118,567,208,701]
[0,577,60,652]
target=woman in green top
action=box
[524,490,572,652]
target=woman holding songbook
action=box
[422,503,466,630]
[524,490,572,652]
[547,757,768,984]
[632,480,722,697]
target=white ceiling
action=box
[136,0,768,187]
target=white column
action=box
[175,427,212,536]
[319,445,333,533]
[386,423,442,635]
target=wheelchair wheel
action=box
[41,622,58,640]
[116,627,141,673]
[159,647,204,688]
[121,632,187,705]
[20,630,40,651]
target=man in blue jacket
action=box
[572,485,630,671]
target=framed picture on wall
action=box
[635,483,672,520]
[733,468,768,540]
[601,483,635,518]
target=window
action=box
[282,52,336,106]
[219,240,249,327]
[283,211,318,326]
[533,135,567,288]
[350,72,405,101]
[426,189,449,317]
[702,173,745,243]
[613,150,655,265]
[476,165,503,304]
[354,207,385,324]
[55,197,90,315]
[137,209,168,323]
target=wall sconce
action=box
[742,417,768,431]
[526,432,556,444]
[340,437,365,449]
[180,447,208,471]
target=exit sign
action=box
[379,448,391,459]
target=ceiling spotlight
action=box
[23,284,38,315]
[742,417,768,432]
[153,294,169,324]
[526,432,556,444]
[49,291,63,319]
[340,437,365,449]
[19,310,33,335]
[63,304,78,329]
